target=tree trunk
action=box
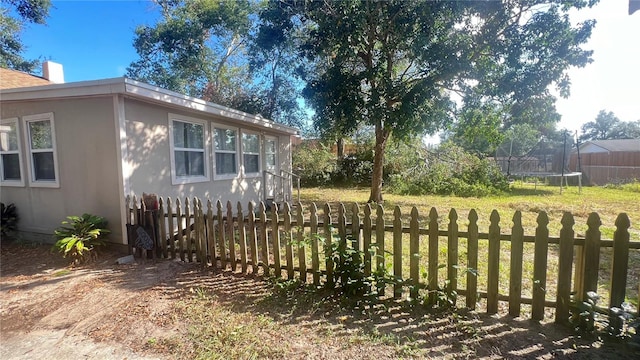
[336,137,345,160]
[368,126,388,204]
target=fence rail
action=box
[125,195,639,324]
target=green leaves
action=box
[53,213,109,264]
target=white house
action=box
[0,66,297,244]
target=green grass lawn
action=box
[294,182,639,313]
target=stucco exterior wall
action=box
[1,97,122,242]
[123,99,293,207]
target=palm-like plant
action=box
[53,214,109,264]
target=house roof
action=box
[579,139,640,153]
[0,77,298,135]
[0,67,52,89]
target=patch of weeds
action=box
[570,291,638,344]
[176,294,284,360]
[52,269,71,277]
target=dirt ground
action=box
[1,241,638,359]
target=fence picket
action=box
[167,197,175,259]
[184,198,192,262]
[532,211,550,322]
[176,198,185,262]
[610,213,631,311]
[284,202,294,280]
[217,200,227,269]
[351,203,361,253]
[376,205,385,296]
[207,200,215,267]
[579,213,601,302]
[259,202,269,275]
[410,207,420,300]
[509,211,524,317]
[247,202,258,273]
[158,198,167,258]
[447,209,458,298]
[467,210,479,309]
[296,202,307,281]
[324,203,334,287]
[556,212,575,325]
[238,202,247,273]
[487,210,501,315]
[310,203,320,285]
[393,206,403,299]
[428,207,439,306]
[227,201,235,271]
[363,204,372,277]
[193,198,201,263]
[272,203,281,278]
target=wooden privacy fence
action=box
[125,195,639,324]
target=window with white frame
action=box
[169,115,208,183]
[242,131,260,176]
[0,118,23,185]
[264,136,277,173]
[213,125,238,178]
[23,113,59,187]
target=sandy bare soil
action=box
[1,241,638,359]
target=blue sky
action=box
[17,0,640,134]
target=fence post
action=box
[296,201,307,282]
[610,213,630,333]
[532,211,549,322]
[410,207,420,300]
[509,211,524,317]
[247,202,258,274]
[487,210,501,315]
[447,209,459,299]
[310,203,320,286]
[393,206,403,299]
[428,207,439,306]
[555,212,575,325]
[467,210,479,309]
[238,202,247,273]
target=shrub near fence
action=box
[125,195,639,324]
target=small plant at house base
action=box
[53,213,109,265]
[1,203,19,239]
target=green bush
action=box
[53,213,110,264]
[292,142,336,186]
[387,142,509,197]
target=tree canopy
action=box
[258,0,597,202]
[0,0,51,72]
[126,0,307,128]
[580,110,640,141]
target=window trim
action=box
[0,118,25,187]
[212,123,240,180]
[241,130,262,178]
[23,113,59,188]
[168,114,210,185]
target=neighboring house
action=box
[569,139,640,185]
[1,67,298,245]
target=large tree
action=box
[126,0,306,128]
[0,0,50,72]
[580,110,640,141]
[259,0,597,203]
